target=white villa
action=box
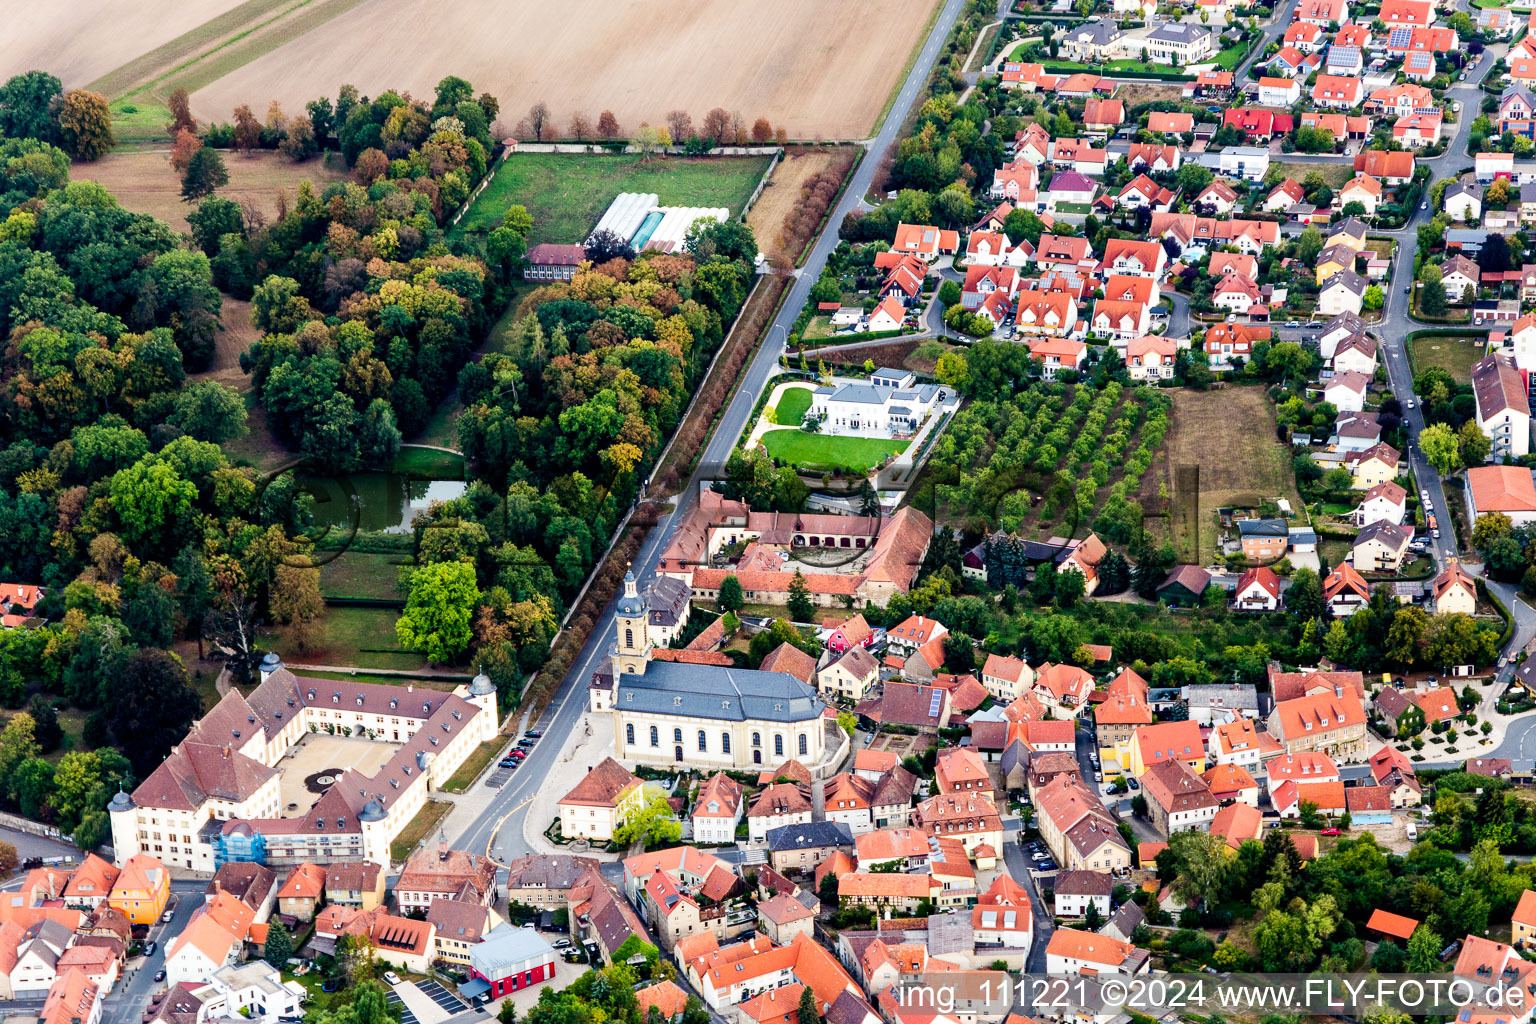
[807,372,950,438]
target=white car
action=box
[1405,399,1415,409]
[1433,529,1441,539]
[384,971,402,986]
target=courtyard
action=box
[274,732,402,816]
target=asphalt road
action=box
[100,879,205,1021]
[452,0,975,862]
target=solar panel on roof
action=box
[1388,27,1412,46]
[928,690,943,718]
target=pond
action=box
[296,472,467,534]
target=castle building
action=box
[108,658,498,873]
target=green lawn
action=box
[450,152,773,246]
[266,605,425,670]
[1006,48,1196,77]
[776,387,815,426]
[318,551,411,602]
[393,446,465,479]
[1408,334,1487,383]
[760,429,907,474]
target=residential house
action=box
[1346,441,1399,489]
[1045,929,1150,976]
[692,773,744,845]
[1441,253,1481,299]
[1144,22,1214,64]
[1141,759,1218,835]
[766,821,855,876]
[1237,518,1289,561]
[1355,149,1415,184]
[1131,720,1206,779]
[1026,338,1087,381]
[1062,19,1125,61]
[748,784,813,843]
[1355,481,1407,527]
[1432,563,1478,616]
[1034,777,1132,872]
[1233,566,1281,611]
[1352,520,1412,572]
[1312,75,1364,109]
[1319,270,1368,317]
[557,758,644,842]
[1259,77,1301,106]
[1339,175,1383,214]
[892,223,960,262]
[1472,351,1532,459]
[1322,562,1372,616]
[1053,871,1114,919]
[1266,690,1369,761]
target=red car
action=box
[1320,828,1340,836]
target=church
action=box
[591,573,830,770]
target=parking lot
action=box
[385,979,469,1024]
[486,734,543,789]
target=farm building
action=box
[588,193,730,253]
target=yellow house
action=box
[1130,721,1206,779]
[1326,218,1368,253]
[108,853,170,925]
[557,757,645,841]
[819,647,879,702]
[1348,446,1399,490]
[1514,890,1536,948]
[1315,244,1357,286]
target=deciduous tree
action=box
[666,109,694,141]
[1420,422,1461,475]
[526,101,551,141]
[232,104,261,155]
[397,560,480,664]
[56,90,115,161]
[166,87,195,136]
[170,127,202,173]
[702,108,732,144]
[0,70,62,142]
[752,117,773,143]
[597,110,621,139]
[568,111,592,141]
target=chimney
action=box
[221,746,231,759]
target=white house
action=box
[1318,270,1368,317]
[1046,929,1149,976]
[1258,77,1301,106]
[809,376,946,438]
[691,774,743,845]
[1355,481,1407,527]
[1052,871,1113,919]
[1324,371,1370,413]
[1232,567,1281,611]
[1332,335,1378,376]
[195,963,306,1023]
[1472,351,1532,459]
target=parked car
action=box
[554,938,572,948]
[1321,828,1340,836]
[1037,860,1057,871]
[1286,320,1300,328]
[384,971,402,986]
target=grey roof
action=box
[825,384,889,406]
[1446,181,1478,200]
[1148,21,1210,42]
[1356,520,1412,551]
[1503,85,1536,108]
[1072,18,1122,44]
[616,571,645,617]
[1323,268,1368,296]
[616,661,823,724]
[470,925,556,974]
[647,575,692,628]
[1182,684,1259,711]
[874,368,911,379]
[1446,228,1491,246]
[1522,184,1536,203]
[924,912,977,954]
[1237,518,1288,538]
[765,820,854,852]
[1321,311,1368,337]
[1102,901,1145,942]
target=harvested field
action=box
[73,149,350,234]
[747,146,859,265]
[452,152,770,248]
[810,338,947,375]
[186,0,942,140]
[1147,387,1304,565]
[4,0,251,89]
